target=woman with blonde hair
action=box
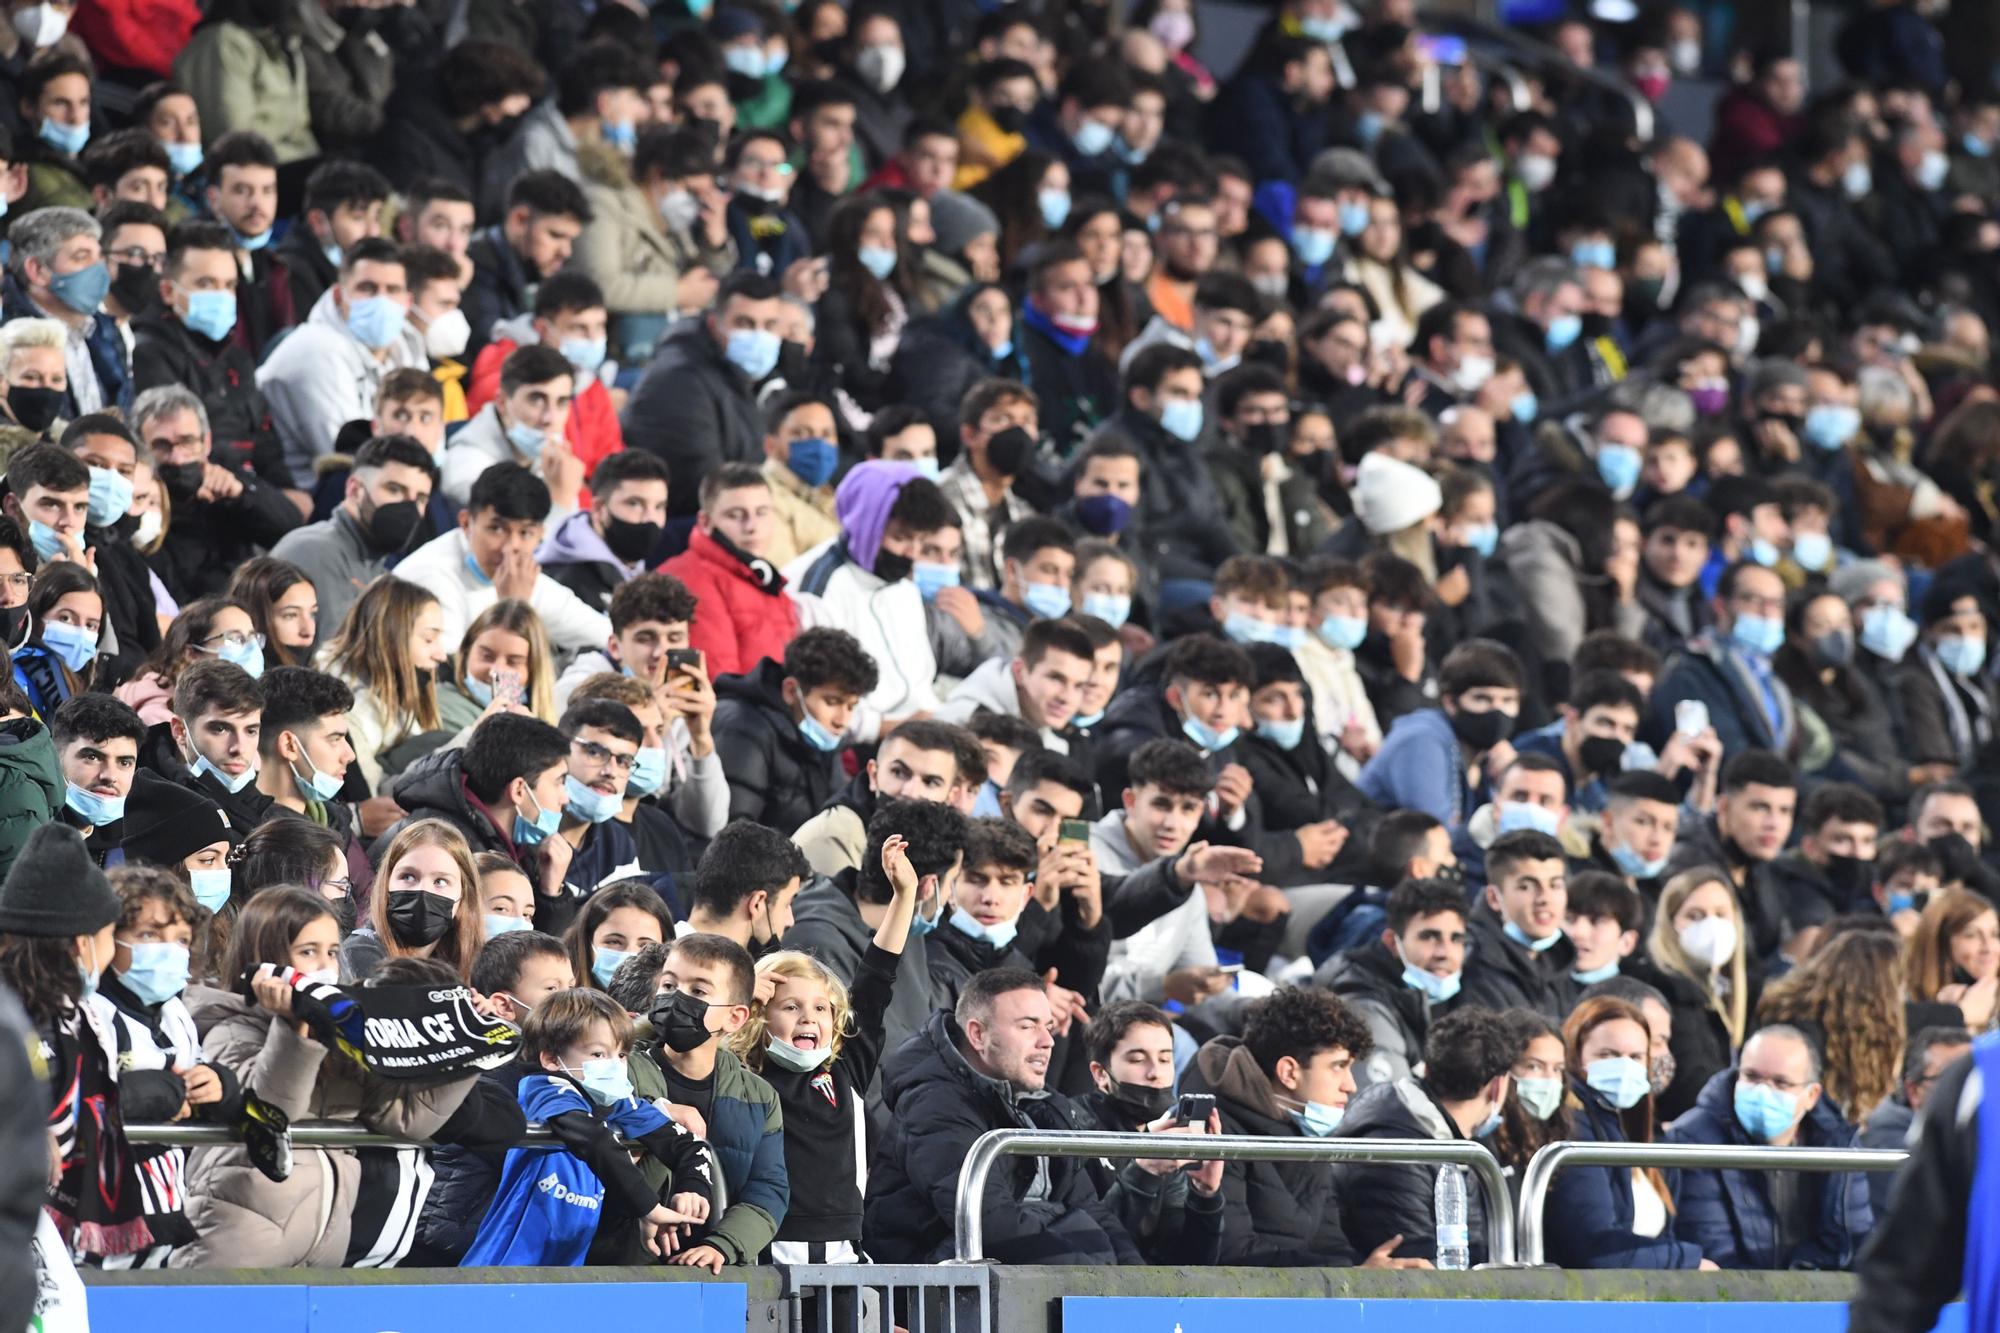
[438,599,558,731]
[1906,888,2000,1030]
[338,818,484,984]
[1757,928,1906,1124]
[1629,867,1750,1119]
[318,576,452,794]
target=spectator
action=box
[1663,748,1801,966]
[439,344,581,518]
[463,169,590,361]
[794,719,969,879]
[272,160,389,322]
[537,449,670,614]
[1856,1024,1971,1217]
[1906,889,2000,1032]
[269,434,437,643]
[660,463,802,678]
[712,626,876,832]
[1757,929,1907,1125]
[465,270,625,485]
[1359,638,1523,831]
[337,818,484,984]
[1634,867,1751,1121]
[1317,877,1470,1089]
[316,576,450,795]
[1460,830,1575,1022]
[4,206,127,417]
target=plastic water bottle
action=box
[1434,1165,1469,1271]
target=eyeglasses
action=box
[321,876,352,899]
[570,738,636,773]
[1739,1071,1811,1095]
[108,246,165,270]
[0,573,28,594]
[202,629,266,650]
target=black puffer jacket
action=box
[625,317,766,518]
[862,1010,1140,1265]
[1458,904,1577,1023]
[131,309,291,488]
[712,658,844,836]
[1314,941,1464,1088]
[1333,1075,1489,1266]
[1178,1035,1354,1265]
[1621,955,1742,1124]
[85,529,162,686]
[1064,1087,1224,1264]
[374,746,509,861]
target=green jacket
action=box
[624,1037,788,1263]
[0,718,64,882]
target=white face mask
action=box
[659,188,701,233]
[13,2,67,48]
[1678,915,1738,969]
[134,510,162,546]
[423,307,471,360]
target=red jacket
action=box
[467,337,625,483]
[659,526,799,679]
[74,0,198,78]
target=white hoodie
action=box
[257,287,428,484]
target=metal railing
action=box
[1417,6,1655,141]
[952,1129,1515,1265]
[1515,1141,1908,1266]
[785,1263,990,1333]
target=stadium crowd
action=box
[0,0,1993,1313]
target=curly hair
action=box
[1242,985,1373,1077]
[1757,929,1906,1121]
[728,949,853,1072]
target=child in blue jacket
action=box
[463,988,714,1265]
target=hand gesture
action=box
[540,439,585,510]
[781,256,830,303]
[1338,718,1377,763]
[1161,966,1231,1005]
[666,1191,710,1225]
[669,1242,728,1273]
[1294,820,1348,871]
[654,1098,708,1140]
[676,264,720,315]
[1213,763,1253,819]
[882,833,919,901]
[492,547,540,604]
[179,1063,224,1106]
[1752,416,1800,466]
[1040,968,1089,1038]
[198,462,243,502]
[250,972,296,1018]
[1177,841,1262,890]
[1064,846,1103,929]
[1433,564,1471,608]
[539,829,574,897]
[1389,612,1427,682]
[1187,1110,1225,1195]
[42,524,94,573]
[1942,973,1999,1029]
[933,585,985,636]
[1361,1234,1434,1270]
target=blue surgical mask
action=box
[1072,119,1116,157]
[192,752,258,794]
[949,905,1018,951]
[189,868,231,914]
[1803,403,1858,451]
[1749,536,1783,568]
[1887,890,1917,915]
[484,913,530,937]
[1544,313,1582,352]
[1400,955,1462,1003]
[1159,397,1203,442]
[564,773,623,824]
[1502,919,1562,952]
[87,467,132,527]
[601,120,637,152]
[182,288,237,342]
[463,672,494,706]
[1733,1080,1798,1142]
[1073,709,1104,729]
[116,940,191,1005]
[1256,716,1305,750]
[627,746,667,797]
[725,327,781,379]
[1462,522,1499,558]
[233,225,272,251]
[514,792,561,847]
[345,294,407,349]
[1937,634,1988,677]
[1223,611,1278,646]
[857,245,898,280]
[1181,714,1238,752]
[1511,390,1539,424]
[39,116,87,156]
[565,1055,634,1106]
[1038,188,1072,230]
[1497,802,1561,836]
[1586,1055,1651,1110]
[1022,580,1073,620]
[1966,132,1993,160]
[27,520,63,561]
[1595,443,1642,497]
[1082,591,1130,627]
[1572,959,1620,985]
[166,141,203,176]
[723,44,766,78]
[913,455,941,479]
[908,897,943,936]
[590,950,629,990]
[1790,531,1832,572]
[913,561,960,601]
[322,244,343,270]
[767,1033,835,1071]
[1288,1099,1345,1137]
[1476,1103,1503,1137]
[786,437,839,488]
[1316,614,1367,651]
[65,781,122,825]
[218,637,265,678]
[1860,604,1918,662]
[287,739,345,802]
[799,712,843,752]
[1571,239,1615,270]
[505,419,547,458]
[1610,841,1669,880]
[1516,1075,1563,1121]
[562,335,607,378]
[1729,613,1785,657]
[1337,199,1372,237]
[41,619,98,673]
[1291,226,1335,267]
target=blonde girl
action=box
[438,598,558,731]
[1644,867,1751,1118]
[318,576,450,794]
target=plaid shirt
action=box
[938,457,1032,590]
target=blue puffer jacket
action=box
[1666,1067,1874,1270]
[1546,1080,1705,1269]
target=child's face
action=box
[763,972,835,1049]
[660,949,751,1038]
[541,1016,624,1074]
[289,914,341,973]
[1644,439,1696,493]
[1564,911,1632,971]
[114,895,192,975]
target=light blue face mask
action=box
[1291,226,1335,267]
[27,520,64,561]
[1502,919,1562,952]
[116,940,191,1006]
[345,294,407,349]
[857,245,898,280]
[799,712,843,752]
[1223,610,1278,646]
[1082,591,1130,627]
[65,781,122,825]
[192,752,257,794]
[233,225,272,251]
[166,140,203,176]
[562,336,608,378]
[723,44,766,78]
[39,115,87,156]
[1572,959,1621,985]
[1860,604,1918,662]
[41,619,97,672]
[182,287,238,342]
[1021,580,1073,620]
[1749,536,1783,568]
[1803,403,1858,451]
[286,733,345,801]
[590,949,629,989]
[463,672,494,707]
[725,327,781,379]
[1733,1080,1799,1141]
[914,561,960,602]
[1790,531,1832,572]
[971,779,1003,818]
[1516,1075,1563,1121]
[1497,802,1561,836]
[1595,443,1642,497]
[766,1034,836,1072]
[1288,1099,1344,1137]
[1938,634,1989,677]
[1400,956,1462,1003]
[484,913,531,938]
[564,773,622,824]
[1586,1055,1651,1110]
[1571,239,1616,270]
[1337,199,1372,236]
[1159,397,1204,442]
[1072,709,1104,729]
[1256,716,1305,750]
[87,467,133,527]
[913,455,942,480]
[627,746,667,797]
[1072,118,1116,158]
[1462,522,1499,559]
[183,866,229,913]
[1316,614,1367,651]
[1729,612,1785,656]
[1038,188,1072,230]
[565,1056,634,1106]
[218,637,265,678]
[514,791,561,846]
[1511,390,1539,424]
[949,905,1018,951]
[505,419,547,458]
[1610,841,1669,880]
[1181,714,1238,752]
[1544,313,1582,352]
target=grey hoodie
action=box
[936,656,1067,752]
[537,508,639,582]
[1090,810,1215,1003]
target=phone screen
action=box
[493,670,524,707]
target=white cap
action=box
[1353,450,1443,535]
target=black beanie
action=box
[0,823,119,937]
[120,771,243,869]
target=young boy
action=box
[930,816,1041,1007]
[680,819,809,951]
[1091,738,1221,1006]
[626,934,787,1272]
[1563,870,1643,989]
[1208,555,1297,647]
[660,463,802,677]
[462,988,712,1265]
[166,658,272,831]
[467,272,626,478]
[711,627,877,834]
[758,390,842,570]
[51,693,145,865]
[253,665,368,887]
[565,672,698,883]
[1358,638,1525,833]
[539,449,673,612]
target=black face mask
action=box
[603,516,662,564]
[873,549,913,583]
[159,459,205,502]
[1241,421,1287,456]
[984,426,1034,477]
[363,497,423,555]
[330,893,359,937]
[386,890,456,947]
[1822,853,1872,906]
[1761,410,1805,436]
[1447,706,1514,751]
[1577,734,1627,778]
[1244,339,1291,372]
[990,104,1028,136]
[9,386,64,435]
[650,987,718,1052]
[1102,1079,1173,1126]
[110,264,160,316]
[0,603,27,648]
[1928,832,1982,885]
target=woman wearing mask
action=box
[318,576,451,794]
[116,596,262,726]
[1631,868,1750,1120]
[1756,929,1905,1123]
[1893,584,1998,780]
[438,599,557,732]
[230,817,355,936]
[1907,888,2000,1031]
[173,887,482,1268]
[815,192,916,421]
[1341,196,1443,351]
[338,819,484,984]
[889,281,1026,457]
[565,880,671,991]
[12,560,105,717]
[975,149,1069,272]
[1069,539,1140,634]
[1546,996,1713,1269]
[119,768,240,919]
[227,557,318,669]
[1487,1009,1568,1191]
[1772,590,1908,802]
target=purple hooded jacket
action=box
[835,459,921,573]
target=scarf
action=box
[236,964,520,1083]
[1019,300,1091,356]
[46,1000,153,1257]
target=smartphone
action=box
[492,669,524,708]
[1675,699,1710,738]
[1059,818,1091,845]
[1175,1092,1217,1128]
[666,648,702,675]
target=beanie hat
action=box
[1827,558,1902,607]
[834,458,921,573]
[1352,450,1442,535]
[0,823,119,937]
[931,189,1001,260]
[120,771,243,869]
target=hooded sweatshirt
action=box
[537,509,644,612]
[257,287,427,484]
[1090,809,1214,1003]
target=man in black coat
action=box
[1315,877,1470,1089]
[1458,829,1577,1023]
[463,170,590,360]
[58,420,162,686]
[1334,1007,1515,1266]
[711,627,877,836]
[925,815,1111,1013]
[863,969,1141,1265]
[1019,242,1121,462]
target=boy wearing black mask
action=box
[271,433,438,642]
[1357,638,1525,834]
[538,449,671,612]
